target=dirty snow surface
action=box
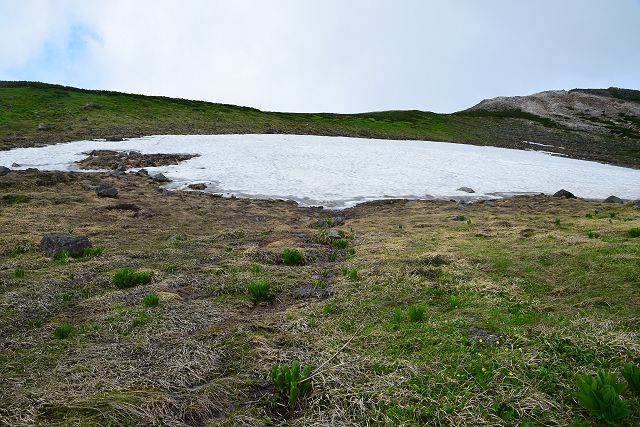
[2,134,639,208]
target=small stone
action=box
[115,163,127,172]
[136,169,149,176]
[603,195,624,204]
[0,166,10,176]
[553,189,576,199]
[457,186,475,193]
[327,229,341,239]
[37,123,49,131]
[95,184,118,198]
[11,162,20,167]
[40,233,91,257]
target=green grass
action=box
[82,247,104,257]
[112,268,153,288]
[2,194,32,204]
[14,266,25,278]
[282,248,305,266]
[407,304,426,322]
[53,323,73,340]
[143,293,160,307]
[2,81,639,168]
[332,239,349,249]
[247,280,271,304]
[629,228,640,237]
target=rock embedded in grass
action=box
[95,183,118,198]
[553,189,576,198]
[40,233,92,257]
[188,183,207,190]
[0,166,10,176]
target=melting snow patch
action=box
[1,134,639,209]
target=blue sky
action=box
[1,0,639,113]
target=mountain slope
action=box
[1,81,639,168]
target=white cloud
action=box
[1,0,639,112]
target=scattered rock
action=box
[115,163,127,172]
[106,136,124,142]
[152,173,170,182]
[25,168,39,173]
[82,102,101,109]
[95,184,119,198]
[604,195,624,204]
[37,123,49,131]
[634,200,640,208]
[135,169,149,176]
[0,166,10,176]
[457,186,475,193]
[11,163,20,167]
[170,233,186,242]
[40,233,91,257]
[468,327,500,345]
[77,150,197,170]
[327,229,341,239]
[188,183,207,190]
[553,189,576,199]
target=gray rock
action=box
[40,233,91,257]
[115,163,127,172]
[327,229,341,239]
[553,189,576,199]
[136,169,149,176]
[604,195,624,204]
[0,166,10,176]
[152,173,170,182]
[457,186,475,193]
[188,183,207,190]
[37,123,49,131]
[11,163,20,167]
[96,184,118,198]
[468,327,501,346]
[634,200,640,208]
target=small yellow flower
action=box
[504,348,508,352]
[444,320,448,323]
[518,347,523,352]
[481,367,486,372]
[508,371,514,376]
[456,374,460,377]
[476,352,482,356]
[496,341,500,345]
[479,339,483,342]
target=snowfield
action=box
[1,134,639,208]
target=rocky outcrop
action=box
[96,184,118,198]
[604,195,624,204]
[553,189,576,199]
[77,150,198,170]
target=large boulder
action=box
[0,166,10,176]
[152,173,170,182]
[553,189,576,199]
[40,233,91,257]
[604,195,624,204]
[96,184,118,198]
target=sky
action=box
[1,0,639,113]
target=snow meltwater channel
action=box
[2,134,639,209]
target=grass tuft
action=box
[282,248,305,266]
[113,268,153,288]
[14,266,25,278]
[247,280,271,304]
[407,304,425,322]
[143,293,160,307]
[53,323,73,340]
[628,228,640,238]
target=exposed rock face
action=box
[553,189,576,199]
[467,87,640,135]
[0,166,9,176]
[604,195,624,204]
[40,233,91,257]
[95,184,118,198]
[37,123,49,131]
[457,187,475,193]
[77,150,198,170]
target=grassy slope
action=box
[2,81,640,168]
[1,170,639,426]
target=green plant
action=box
[14,266,25,278]
[270,360,313,408]
[628,228,640,238]
[622,363,640,394]
[585,213,593,219]
[2,194,32,204]
[143,293,160,307]
[248,280,271,304]
[576,371,629,425]
[407,304,425,322]
[332,239,349,249]
[83,247,104,257]
[54,250,70,264]
[282,248,305,266]
[449,295,460,309]
[342,268,358,281]
[250,263,262,274]
[454,214,465,221]
[554,217,561,225]
[587,230,600,239]
[112,268,153,288]
[391,307,403,323]
[54,323,73,340]
[328,252,337,262]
